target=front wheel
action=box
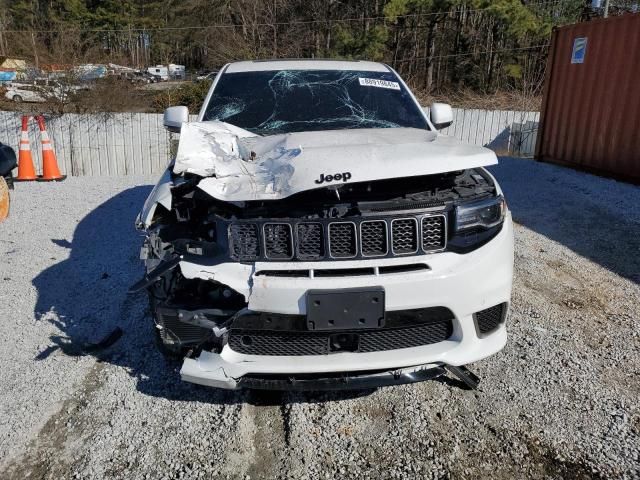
[12,95,22,103]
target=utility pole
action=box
[31,32,39,69]
[603,0,610,17]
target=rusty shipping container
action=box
[536,13,640,182]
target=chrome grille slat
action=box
[328,222,357,258]
[391,218,419,254]
[422,215,447,251]
[360,220,388,257]
[263,223,293,259]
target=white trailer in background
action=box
[147,65,169,81]
[146,64,186,81]
[168,64,186,80]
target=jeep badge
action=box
[314,172,352,184]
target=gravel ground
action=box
[0,157,638,479]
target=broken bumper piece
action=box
[179,324,504,391]
[180,352,446,391]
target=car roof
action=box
[225,59,391,73]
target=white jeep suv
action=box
[134,59,514,391]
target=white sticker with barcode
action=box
[358,77,401,90]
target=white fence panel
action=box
[0,108,539,177]
[440,108,540,156]
[0,111,174,177]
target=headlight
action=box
[455,195,506,232]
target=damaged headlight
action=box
[455,195,506,232]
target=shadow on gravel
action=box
[31,185,376,406]
[33,186,151,359]
[489,157,640,284]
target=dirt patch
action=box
[525,439,605,480]
[1,362,107,479]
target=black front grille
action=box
[227,214,446,262]
[358,323,452,352]
[360,221,387,257]
[296,223,323,260]
[228,223,259,261]
[229,316,453,356]
[474,303,507,335]
[329,223,357,258]
[229,331,327,356]
[264,223,293,259]
[392,218,418,254]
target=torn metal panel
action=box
[137,168,173,228]
[174,122,498,202]
[172,121,257,177]
[179,259,254,302]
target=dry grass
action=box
[414,88,542,112]
[0,80,542,116]
[0,78,157,116]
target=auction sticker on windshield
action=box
[358,78,401,90]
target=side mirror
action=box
[163,106,189,133]
[429,102,453,130]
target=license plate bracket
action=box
[306,287,385,331]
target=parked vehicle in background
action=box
[74,64,107,82]
[137,59,514,391]
[195,69,213,78]
[141,71,161,83]
[119,70,159,84]
[5,84,43,102]
[195,71,219,81]
[4,82,69,103]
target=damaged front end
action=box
[133,121,505,386]
[133,168,250,358]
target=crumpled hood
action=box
[173,121,498,202]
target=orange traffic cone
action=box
[36,115,65,182]
[15,115,38,181]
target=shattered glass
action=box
[203,70,429,135]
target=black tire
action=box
[12,95,22,103]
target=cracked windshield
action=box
[203,70,429,135]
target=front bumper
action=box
[187,362,447,391]
[179,215,514,389]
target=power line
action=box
[0,1,563,34]
[395,44,550,63]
